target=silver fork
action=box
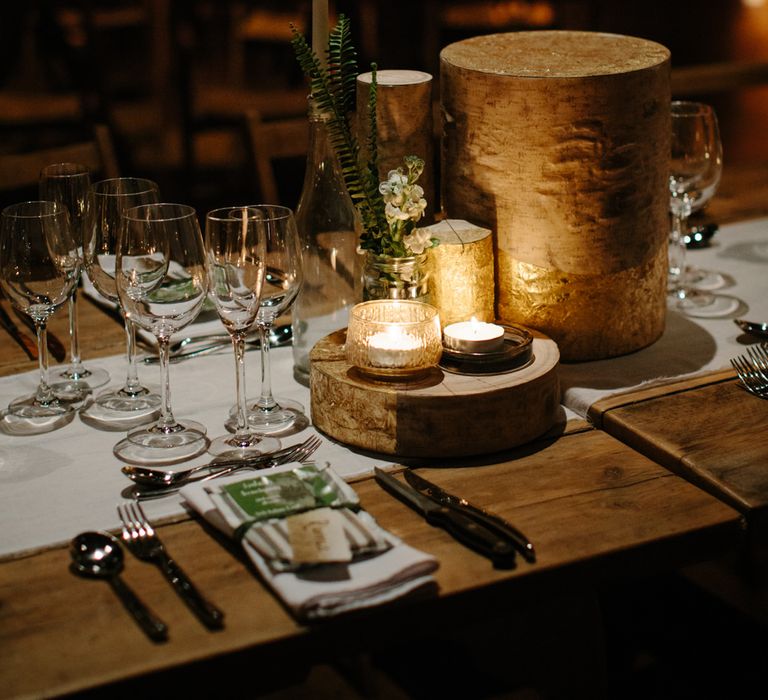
[133,434,323,500]
[117,501,225,630]
[731,352,768,398]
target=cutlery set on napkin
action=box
[73,450,534,632]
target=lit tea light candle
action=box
[367,325,422,368]
[443,318,505,354]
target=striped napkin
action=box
[180,463,438,620]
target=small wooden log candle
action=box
[421,219,495,326]
[357,69,435,223]
[441,31,671,361]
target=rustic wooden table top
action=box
[1,161,765,697]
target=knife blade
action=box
[13,307,66,362]
[0,303,37,360]
[373,468,516,568]
[404,469,536,563]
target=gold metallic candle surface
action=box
[423,219,495,327]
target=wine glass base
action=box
[114,420,209,464]
[79,398,159,432]
[208,434,282,457]
[8,394,72,419]
[94,385,161,413]
[49,379,92,405]
[0,407,75,435]
[677,294,741,319]
[233,398,306,435]
[54,365,110,390]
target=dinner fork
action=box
[132,434,323,500]
[117,501,225,630]
[731,352,768,398]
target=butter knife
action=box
[0,304,37,360]
[373,468,516,568]
[404,469,536,563]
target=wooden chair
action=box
[671,61,768,96]
[0,124,119,193]
[245,111,309,204]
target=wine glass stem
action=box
[670,210,688,297]
[232,333,250,441]
[122,316,142,394]
[157,337,176,430]
[34,321,56,405]
[256,323,277,411]
[67,288,82,371]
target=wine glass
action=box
[241,205,304,434]
[0,201,80,427]
[114,203,209,463]
[39,163,110,395]
[668,101,723,310]
[83,177,161,417]
[205,207,281,456]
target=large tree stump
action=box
[441,31,671,361]
[357,69,435,224]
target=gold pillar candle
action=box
[441,31,670,361]
[422,219,495,327]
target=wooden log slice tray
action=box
[310,328,560,458]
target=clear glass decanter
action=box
[291,107,361,386]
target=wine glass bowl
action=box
[39,162,110,394]
[668,101,723,309]
[0,201,81,426]
[205,206,281,457]
[83,177,161,416]
[114,203,209,463]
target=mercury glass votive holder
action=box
[345,300,442,380]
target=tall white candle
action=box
[312,0,329,69]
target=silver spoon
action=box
[69,531,168,642]
[734,319,768,339]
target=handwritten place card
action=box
[287,508,352,564]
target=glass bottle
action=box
[292,107,361,386]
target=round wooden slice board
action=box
[310,328,560,458]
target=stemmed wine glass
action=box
[205,207,281,456]
[668,101,723,311]
[39,163,110,396]
[83,178,161,418]
[0,201,80,428]
[240,205,304,434]
[114,203,209,463]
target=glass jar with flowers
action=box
[291,16,437,303]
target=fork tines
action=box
[731,345,768,398]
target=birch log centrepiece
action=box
[441,31,671,361]
[357,70,435,224]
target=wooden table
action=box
[0,293,744,700]
[2,161,767,698]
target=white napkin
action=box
[180,464,439,620]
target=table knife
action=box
[0,304,37,360]
[373,468,516,568]
[12,307,66,362]
[404,469,536,563]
